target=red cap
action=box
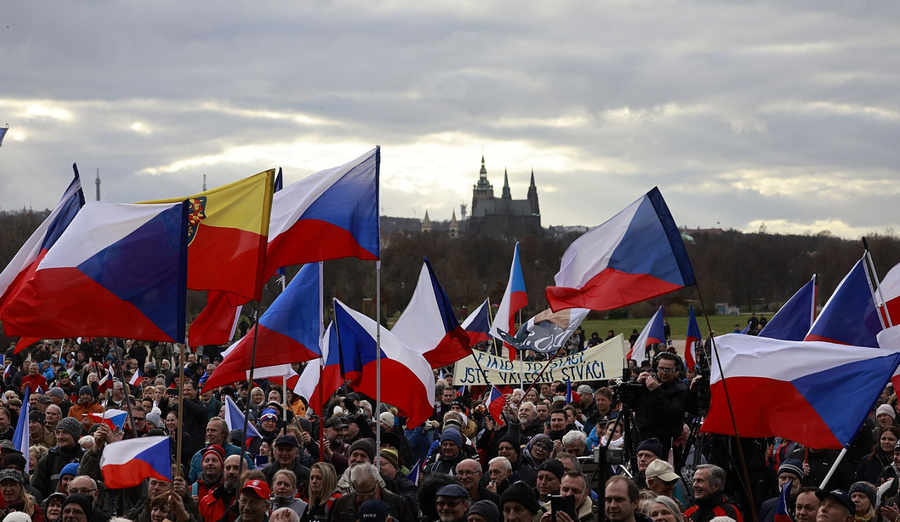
[241,479,271,499]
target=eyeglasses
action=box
[656,367,676,374]
[133,417,146,422]
[69,487,97,495]
[436,500,465,508]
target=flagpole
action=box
[863,239,894,328]
[694,284,758,522]
[375,260,382,462]
[113,346,140,439]
[239,302,262,463]
[518,309,524,389]
[318,262,325,463]
[176,342,186,476]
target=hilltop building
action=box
[466,156,541,240]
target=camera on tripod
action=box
[612,367,644,407]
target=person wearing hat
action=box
[31,416,86,497]
[0,469,43,521]
[816,489,856,522]
[468,500,500,522]
[66,385,104,430]
[322,416,351,474]
[684,464,743,522]
[35,394,52,413]
[264,435,311,498]
[191,444,226,500]
[500,481,540,522]
[358,499,391,522]
[343,413,376,445]
[534,460,564,505]
[29,409,57,449]
[377,448,418,512]
[758,458,805,522]
[43,491,67,522]
[237,479,271,522]
[493,436,535,487]
[435,484,470,522]
[426,428,467,476]
[330,464,415,522]
[188,417,255,484]
[257,408,282,446]
[848,482,878,522]
[336,439,382,495]
[634,438,665,489]
[645,459,685,505]
[876,404,896,430]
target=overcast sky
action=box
[2,1,898,239]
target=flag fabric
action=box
[759,275,818,341]
[144,169,274,302]
[294,324,343,413]
[223,396,261,441]
[685,305,702,370]
[878,262,900,327]
[98,367,115,394]
[461,299,492,344]
[486,386,507,427]
[490,243,528,361]
[456,385,465,397]
[406,460,421,486]
[332,298,435,426]
[879,327,900,392]
[202,263,322,390]
[12,387,29,473]
[546,187,695,312]
[89,409,129,431]
[774,479,793,522]
[0,126,7,147]
[100,436,172,489]
[265,147,380,274]
[627,306,665,364]
[129,369,141,386]
[392,259,472,368]
[1,201,189,343]
[805,259,882,347]
[188,291,244,347]
[497,307,589,354]
[0,168,85,315]
[565,381,573,405]
[703,333,900,449]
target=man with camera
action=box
[632,353,686,457]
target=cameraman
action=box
[632,353,686,457]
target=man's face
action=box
[605,480,637,522]
[550,413,566,432]
[62,503,88,522]
[205,420,226,445]
[488,461,511,482]
[817,497,852,522]
[69,477,99,499]
[274,444,298,466]
[29,364,38,375]
[442,441,460,460]
[778,473,801,496]
[147,478,171,500]
[349,449,371,467]
[518,404,537,426]
[0,410,11,432]
[442,389,456,405]
[45,406,61,425]
[239,492,269,522]
[795,492,821,522]
[354,476,377,503]
[344,421,359,440]
[637,450,658,473]
[497,442,517,464]
[877,414,893,428]
[564,440,584,457]
[29,419,42,436]
[436,496,469,522]
[536,404,549,421]
[29,395,38,409]
[595,393,611,413]
[536,470,560,497]
[132,411,147,432]
[692,468,717,500]
[325,427,343,443]
[656,359,678,384]
[503,502,533,522]
[56,428,76,448]
[223,456,242,489]
[202,454,224,481]
[183,382,197,400]
[561,475,588,510]
[376,456,396,478]
[455,460,482,491]
[540,384,550,397]
[113,383,125,399]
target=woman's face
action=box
[59,475,73,493]
[650,502,679,522]
[272,474,295,498]
[47,500,63,520]
[309,468,323,494]
[525,389,538,403]
[851,492,872,514]
[150,503,171,522]
[531,442,550,461]
[0,481,22,503]
[259,442,270,456]
[166,414,177,432]
[252,392,263,404]
[881,431,898,453]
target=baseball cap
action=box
[815,490,855,514]
[645,459,680,482]
[324,417,346,429]
[241,479,271,499]
[359,499,389,522]
[274,435,299,448]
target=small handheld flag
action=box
[774,479,793,522]
[100,436,172,489]
[224,396,261,442]
[406,460,421,486]
[486,386,507,427]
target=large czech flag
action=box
[392,259,472,368]
[759,275,817,341]
[703,334,900,449]
[546,187,695,312]
[805,259,881,347]
[100,436,172,489]
[203,263,322,390]
[878,262,900,326]
[333,298,435,426]
[1,201,189,343]
[491,242,528,361]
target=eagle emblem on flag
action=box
[186,196,207,244]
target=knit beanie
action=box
[877,404,896,420]
[57,417,83,439]
[440,428,463,449]
[849,481,876,507]
[636,437,665,459]
[500,481,539,514]
[537,459,565,480]
[468,500,500,522]
[380,448,400,470]
[63,494,94,520]
[498,435,520,456]
[349,438,376,463]
[778,458,805,480]
[60,462,80,479]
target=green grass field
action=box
[580,313,751,342]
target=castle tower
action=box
[449,210,458,238]
[421,210,432,232]
[527,168,540,216]
[95,168,101,201]
[501,169,511,200]
[472,155,494,203]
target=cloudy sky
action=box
[1,1,898,239]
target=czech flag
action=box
[0,166,84,317]
[392,259,472,368]
[759,275,817,341]
[546,187,695,312]
[89,409,129,431]
[406,460,421,486]
[129,369,141,386]
[627,306,664,365]
[878,262,900,326]
[332,298,435,427]
[462,299,492,344]
[294,324,344,413]
[223,396,261,442]
[144,170,274,303]
[98,366,115,394]
[703,334,900,449]
[774,479,793,522]
[805,258,881,347]
[486,386,506,427]
[685,305,701,370]
[100,436,172,489]
[1,201,189,343]
[203,263,321,390]
[12,387,30,472]
[564,381,573,405]
[490,243,528,361]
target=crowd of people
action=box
[0,335,898,522]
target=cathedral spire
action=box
[530,168,535,188]
[501,168,511,199]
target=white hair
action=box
[350,463,380,485]
[489,456,512,472]
[562,430,587,448]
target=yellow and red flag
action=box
[144,170,274,303]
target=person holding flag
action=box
[758,459,804,522]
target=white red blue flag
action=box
[805,259,881,347]
[759,275,817,341]
[203,263,321,390]
[703,334,900,449]
[89,409,129,431]
[685,305,701,370]
[100,436,172,489]
[392,259,472,368]
[13,387,30,472]
[294,324,343,413]
[627,306,664,364]
[774,479,793,522]
[223,395,261,441]
[1,201,189,343]
[878,262,900,326]
[129,369,141,386]
[486,386,506,427]
[490,243,528,361]
[332,298,435,426]
[98,367,115,394]
[546,187,695,312]
[462,299,492,344]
